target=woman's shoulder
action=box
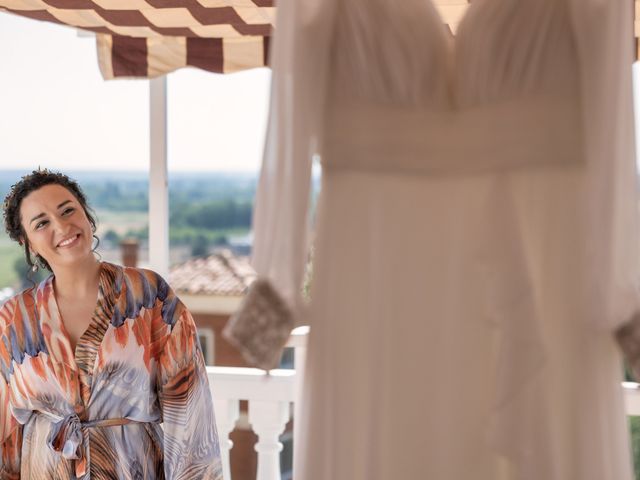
[0,285,38,329]
[102,262,184,321]
[102,262,170,293]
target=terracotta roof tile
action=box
[169,249,255,296]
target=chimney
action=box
[120,238,139,268]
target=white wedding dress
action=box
[227,0,640,478]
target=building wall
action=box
[192,312,251,367]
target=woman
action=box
[0,170,223,479]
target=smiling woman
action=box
[3,170,99,274]
[0,170,223,480]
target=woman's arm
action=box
[156,294,223,480]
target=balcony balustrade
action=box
[207,330,640,480]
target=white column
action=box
[213,397,240,480]
[289,326,309,478]
[149,76,170,278]
[249,400,290,480]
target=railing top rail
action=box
[207,366,297,402]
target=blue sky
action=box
[0,12,270,173]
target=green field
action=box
[94,209,148,236]
[0,236,23,289]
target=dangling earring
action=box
[31,253,43,272]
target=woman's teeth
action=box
[58,235,79,247]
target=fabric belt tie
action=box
[42,412,149,478]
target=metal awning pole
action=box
[149,76,170,278]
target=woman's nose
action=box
[50,216,71,234]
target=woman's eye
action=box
[35,220,48,230]
[62,207,75,216]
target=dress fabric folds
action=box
[0,262,223,480]
[226,0,640,479]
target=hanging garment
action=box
[0,262,223,479]
[225,0,640,478]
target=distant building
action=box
[227,232,253,257]
[169,249,256,367]
[171,248,255,296]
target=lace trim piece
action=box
[223,278,294,370]
[615,312,640,381]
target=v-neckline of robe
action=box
[52,276,100,357]
[39,262,116,377]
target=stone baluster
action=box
[213,397,240,480]
[249,400,291,480]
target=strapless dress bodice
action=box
[323,0,583,175]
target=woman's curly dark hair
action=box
[2,169,98,272]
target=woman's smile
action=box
[56,233,81,249]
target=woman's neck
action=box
[51,256,102,300]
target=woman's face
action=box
[19,184,94,270]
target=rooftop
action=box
[169,249,255,297]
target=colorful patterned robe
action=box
[0,262,223,479]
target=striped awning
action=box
[0,0,638,80]
[0,0,274,79]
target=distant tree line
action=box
[99,199,252,258]
[170,199,252,231]
[88,181,147,211]
[79,175,257,214]
[59,173,259,258]
[0,170,260,212]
